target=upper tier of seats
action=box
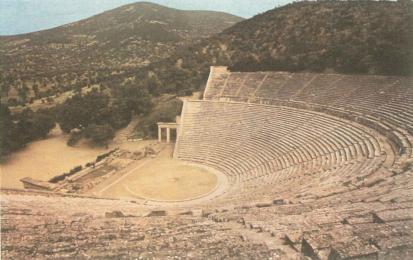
[204,66,413,139]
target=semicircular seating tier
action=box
[2,67,413,260]
[171,67,413,257]
[203,67,413,160]
[174,100,408,206]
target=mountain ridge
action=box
[1,0,412,158]
[118,0,411,108]
[0,2,243,105]
[0,2,243,38]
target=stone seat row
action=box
[206,167,413,258]
[208,156,385,207]
[176,101,387,175]
[204,70,413,139]
[250,98,412,165]
[1,195,278,259]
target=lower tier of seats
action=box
[208,167,413,259]
[0,193,278,259]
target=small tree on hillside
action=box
[84,124,114,148]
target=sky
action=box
[0,0,292,36]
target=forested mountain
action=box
[139,0,412,98]
[1,0,412,158]
[0,2,242,105]
[223,0,412,75]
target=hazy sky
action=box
[0,0,291,35]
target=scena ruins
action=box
[0,1,412,259]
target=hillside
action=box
[0,2,242,105]
[139,0,412,98]
[222,0,413,75]
[2,0,412,157]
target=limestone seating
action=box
[2,68,412,259]
[272,73,316,100]
[238,73,267,97]
[260,98,411,165]
[203,73,229,100]
[221,73,248,97]
[207,168,413,259]
[175,101,394,211]
[178,100,381,186]
[1,194,279,259]
[210,156,385,206]
[204,70,413,158]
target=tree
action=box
[58,89,110,133]
[0,105,56,159]
[32,111,56,139]
[84,124,114,148]
[109,100,132,129]
[32,84,39,98]
[17,86,28,103]
[0,104,16,157]
[119,83,153,115]
[146,77,161,96]
[137,98,183,138]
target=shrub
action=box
[84,124,115,147]
[67,131,83,146]
[96,149,117,162]
[49,165,83,183]
[70,165,82,174]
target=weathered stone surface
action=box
[145,210,167,217]
[105,211,125,218]
[2,69,413,259]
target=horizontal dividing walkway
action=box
[205,69,413,137]
[175,100,396,205]
[2,68,412,259]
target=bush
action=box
[85,162,95,168]
[84,124,115,147]
[49,165,83,183]
[67,131,83,146]
[70,165,82,174]
[49,174,67,183]
[0,104,56,158]
[96,149,117,162]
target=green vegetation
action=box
[1,1,411,158]
[84,124,115,148]
[136,97,183,138]
[104,1,410,106]
[57,86,152,147]
[0,104,55,158]
[49,165,83,184]
[0,2,242,106]
[67,131,83,147]
[224,1,412,75]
